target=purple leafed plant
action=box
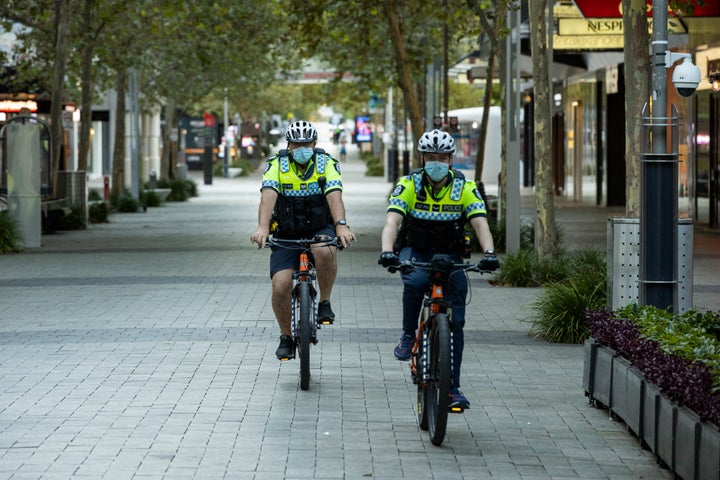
[586,309,720,427]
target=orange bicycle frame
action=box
[298,252,310,281]
[410,282,444,378]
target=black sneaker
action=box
[393,333,415,361]
[449,388,470,411]
[276,335,295,360]
[317,300,335,325]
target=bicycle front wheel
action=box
[426,313,451,446]
[298,282,312,390]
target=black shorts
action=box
[269,224,336,278]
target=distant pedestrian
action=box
[339,132,347,162]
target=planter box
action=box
[699,421,720,480]
[587,338,720,480]
[675,405,700,480]
[656,392,676,470]
[592,345,615,408]
[144,188,171,201]
[611,356,644,436]
[583,338,598,396]
[227,167,243,178]
[642,381,660,454]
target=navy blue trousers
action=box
[398,247,468,388]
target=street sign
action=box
[203,112,215,127]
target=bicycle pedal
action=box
[449,405,466,413]
[278,356,294,361]
[318,319,333,325]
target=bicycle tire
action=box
[298,282,312,390]
[426,313,451,446]
[416,336,428,431]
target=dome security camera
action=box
[672,57,701,97]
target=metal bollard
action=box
[103,176,110,201]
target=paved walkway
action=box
[1,136,719,479]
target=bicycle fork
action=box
[291,254,319,344]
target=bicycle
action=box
[385,254,493,446]
[266,235,341,391]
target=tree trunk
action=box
[622,0,649,217]
[469,0,503,187]
[498,23,507,224]
[112,69,127,198]
[77,0,94,173]
[475,48,495,185]
[529,0,558,259]
[50,0,71,194]
[384,0,424,168]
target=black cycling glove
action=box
[378,251,401,268]
[479,253,500,271]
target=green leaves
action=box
[618,304,720,381]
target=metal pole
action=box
[641,0,677,310]
[223,88,229,178]
[128,68,140,200]
[505,2,521,254]
[443,0,449,127]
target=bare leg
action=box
[271,269,293,336]
[312,245,337,303]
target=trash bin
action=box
[176,163,188,180]
[4,122,42,247]
[607,217,693,312]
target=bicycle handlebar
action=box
[386,259,495,275]
[265,235,343,250]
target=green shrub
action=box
[88,190,103,201]
[184,179,198,197]
[88,202,110,223]
[529,279,605,343]
[0,211,23,253]
[618,304,720,379]
[165,178,197,202]
[57,205,87,230]
[528,248,607,343]
[493,249,571,287]
[488,215,535,253]
[112,189,141,212]
[213,159,253,177]
[140,189,163,208]
[360,151,383,176]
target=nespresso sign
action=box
[558,18,686,36]
[555,17,688,49]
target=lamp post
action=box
[641,0,699,311]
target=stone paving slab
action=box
[1,137,712,478]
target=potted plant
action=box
[584,306,720,479]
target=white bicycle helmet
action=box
[285,120,318,143]
[417,129,456,154]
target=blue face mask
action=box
[424,161,450,182]
[292,147,314,164]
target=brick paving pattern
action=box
[2,136,717,479]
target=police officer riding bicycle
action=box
[251,120,355,360]
[379,129,500,410]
